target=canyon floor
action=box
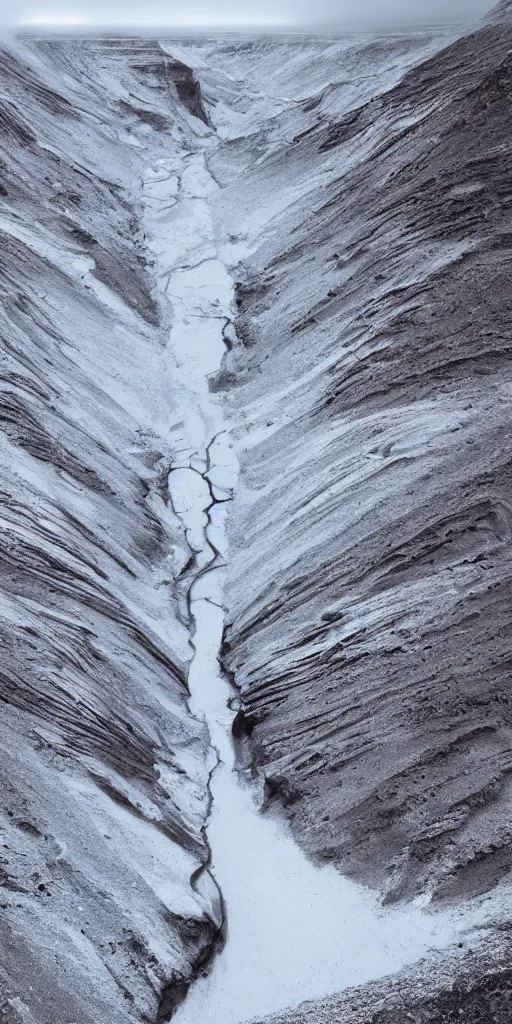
[0,4,512,1023]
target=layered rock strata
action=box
[0,36,222,1024]
[1,6,512,1022]
[213,10,512,907]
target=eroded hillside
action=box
[0,37,223,1024]
[213,15,512,907]
[1,9,512,1024]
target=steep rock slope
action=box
[210,14,512,908]
[0,30,452,1024]
[486,0,512,21]
[0,37,221,1024]
[2,15,512,1024]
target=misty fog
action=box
[0,0,497,30]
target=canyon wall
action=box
[216,11,512,909]
[1,6,512,1021]
[0,37,222,1024]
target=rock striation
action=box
[1,5,512,1022]
[214,10,512,909]
[0,36,222,1024]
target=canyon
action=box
[0,4,511,1022]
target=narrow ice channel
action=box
[143,125,480,1024]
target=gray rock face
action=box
[217,13,512,908]
[0,36,222,1024]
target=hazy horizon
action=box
[0,0,496,32]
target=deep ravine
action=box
[143,62,493,1024]
[3,27,511,1024]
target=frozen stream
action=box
[143,127,477,1024]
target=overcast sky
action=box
[0,0,496,30]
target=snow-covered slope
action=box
[192,16,512,1020]
[485,0,512,21]
[1,9,512,1023]
[0,37,222,1024]
[206,16,512,908]
[254,931,512,1024]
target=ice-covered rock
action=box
[2,7,512,1021]
[205,11,512,910]
[0,36,222,1024]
